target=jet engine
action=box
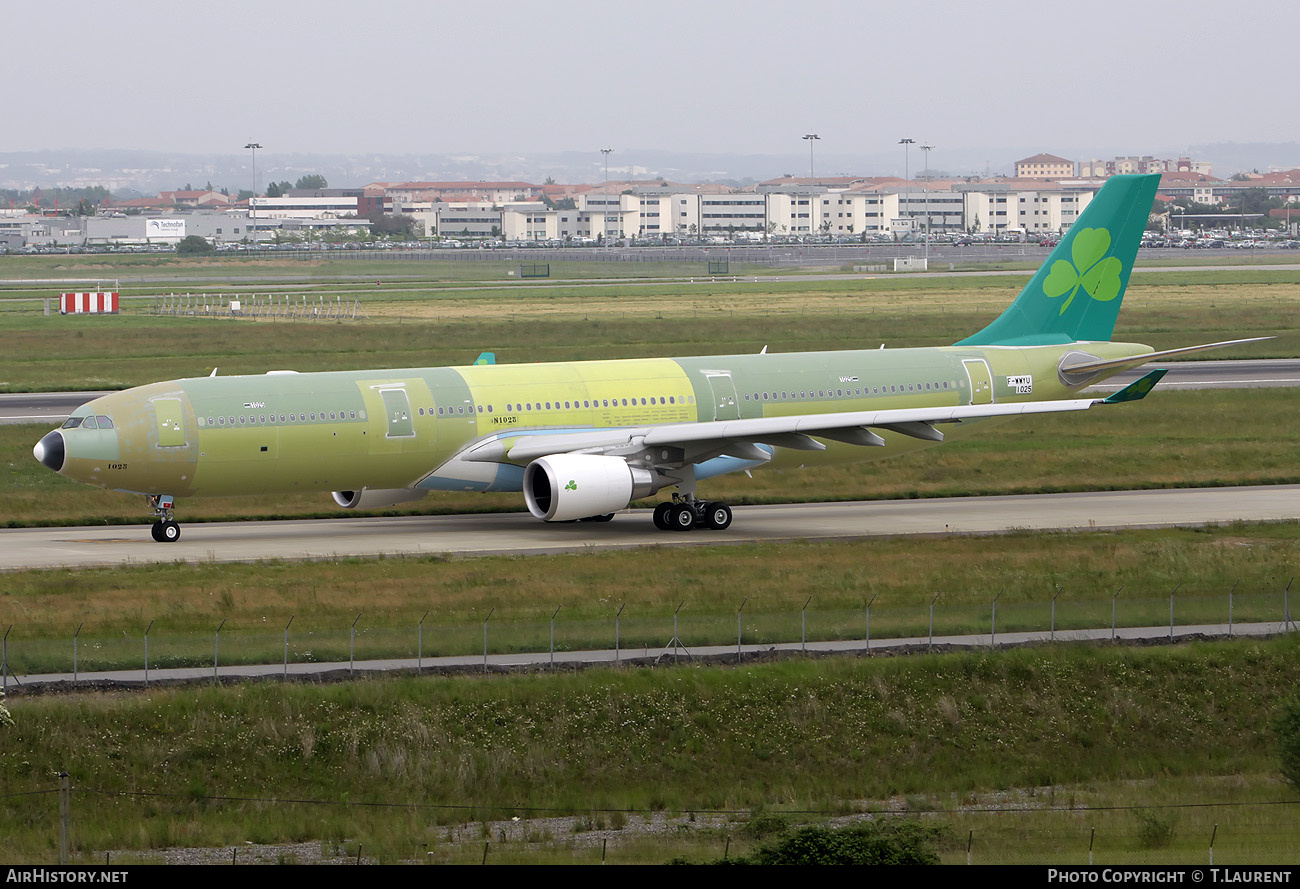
[331,487,428,510]
[524,454,655,522]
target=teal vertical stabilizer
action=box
[955,173,1160,347]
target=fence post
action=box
[1112,586,1123,641]
[615,604,624,665]
[58,771,70,865]
[801,597,811,653]
[418,610,428,670]
[73,623,82,682]
[350,613,361,675]
[483,608,494,673]
[1051,587,1062,641]
[213,618,226,681]
[1209,823,1217,865]
[866,593,877,655]
[283,615,294,677]
[1169,581,1182,639]
[550,606,561,667]
[1229,581,1238,637]
[737,598,747,664]
[929,593,941,652]
[143,620,154,686]
[1286,577,1294,632]
[991,589,1003,649]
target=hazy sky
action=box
[7,0,1295,161]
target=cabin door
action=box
[704,372,740,420]
[379,388,415,438]
[153,398,187,447]
[962,359,994,405]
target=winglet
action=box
[1102,368,1167,404]
[474,352,496,366]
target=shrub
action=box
[1274,692,1300,793]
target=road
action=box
[4,359,1299,427]
[2,485,1298,572]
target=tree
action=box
[266,181,292,198]
[672,821,944,866]
[1276,692,1300,793]
[368,213,417,239]
[295,174,328,190]
[176,235,215,256]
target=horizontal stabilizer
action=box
[1103,368,1168,404]
[1061,337,1272,376]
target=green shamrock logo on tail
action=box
[1043,227,1124,314]
[565,480,577,491]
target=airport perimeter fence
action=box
[2,580,1295,688]
[9,778,1300,865]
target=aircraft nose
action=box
[34,430,66,473]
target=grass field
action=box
[2,254,1299,864]
[1,520,1297,674]
[1,638,1297,863]
[0,264,1297,391]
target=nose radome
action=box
[34,431,66,473]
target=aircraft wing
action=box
[464,370,1167,466]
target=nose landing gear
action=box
[146,494,181,543]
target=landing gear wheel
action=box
[653,502,674,530]
[151,520,181,543]
[703,502,733,531]
[669,504,697,531]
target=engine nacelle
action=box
[524,454,655,522]
[331,487,428,510]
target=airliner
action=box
[32,174,1262,541]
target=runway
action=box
[3,485,1297,572]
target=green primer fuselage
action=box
[61,340,1149,500]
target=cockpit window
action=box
[62,417,84,429]
[81,416,99,429]
[95,416,114,429]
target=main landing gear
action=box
[651,495,732,532]
[146,494,181,543]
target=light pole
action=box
[601,147,614,243]
[921,143,934,265]
[244,141,261,244]
[802,133,820,179]
[899,138,915,232]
